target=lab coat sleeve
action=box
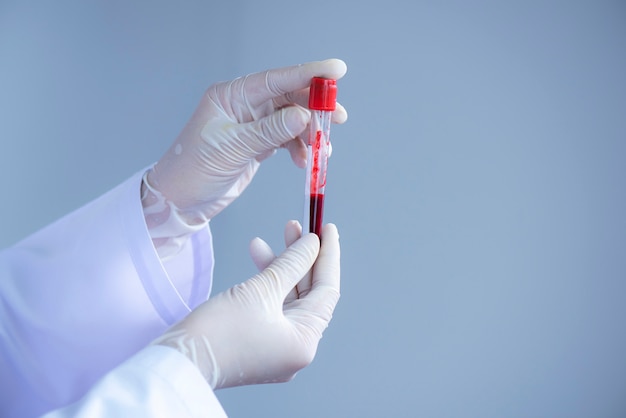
[42,345,227,418]
[0,169,214,417]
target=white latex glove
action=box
[145,59,347,224]
[249,220,315,303]
[153,223,341,389]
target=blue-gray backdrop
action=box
[1,1,625,417]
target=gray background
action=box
[2,1,626,417]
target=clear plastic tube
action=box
[304,109,332,236]
[303,77,337,237]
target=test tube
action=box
[304,77,337,237]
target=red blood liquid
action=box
[309,193,325,237]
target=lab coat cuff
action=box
[122,168,214,325]
[43,345,228,418]
[131,345,227,417]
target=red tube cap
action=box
[308,77,337,111]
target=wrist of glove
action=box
[152,222,341,389]
[141,169,207,259]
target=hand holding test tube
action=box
[304,77,337,237]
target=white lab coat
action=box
[0,170,227,417]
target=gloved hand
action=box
[153,222,341,389]
[145,59,347,225]
[248,220,315,302]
